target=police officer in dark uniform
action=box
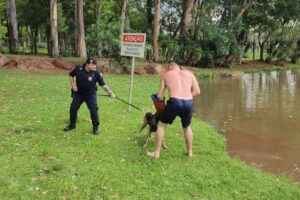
[64,57,115,135]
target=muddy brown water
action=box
[194,70,300,182]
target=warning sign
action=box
[121,33,146,58]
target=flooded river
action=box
[194,70,300,182]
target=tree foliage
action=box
[0,0,299,65]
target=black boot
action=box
[93,126,99,135]
[64,124,76,131]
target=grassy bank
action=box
[197,63,300,79]
[4,53,85,62]
[0,69,299,199]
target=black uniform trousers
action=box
[70,93,99,127]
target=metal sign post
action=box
[120,33,146,111]
[128,56,135,111]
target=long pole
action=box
[98,94,143,112]
[128,56,135,111]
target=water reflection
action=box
[194,70,300,182]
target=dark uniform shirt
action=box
[69,64,105,96]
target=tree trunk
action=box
[291,43,299,64]
[60,38,66,55]
[266,40,278,64]
[190,0,198,38]
[153,0,160,62]
[96,0,102,57]
[96,0,102,20]
[33,27,38,55]
[120,0,128,35]
[179,0,194,62]
[180,0,194,35]
[236,1,252,19]
[75,0,87,58]
[237,30,247,64]
[0,16,2,53]
[50,0,59,57]
[47,36,51,56]
[6,0,18,53]
[147,0,154,29]
[29,27,38,55]
[252,41,256,61]
[258,25,264,62]
[146,0,154,60]
[259,43,264,62]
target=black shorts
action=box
[159,98,194,128]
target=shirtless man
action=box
[147,62,200,159]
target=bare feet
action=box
[187,151,193,157]
[147,151,160,159]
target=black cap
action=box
[86,57,97,65]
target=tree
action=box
[0,1,5,53]
[146,0,154,29]
[50,0,59,57]
[180,0,194,35]
[0,14,2,53]
[75,0,86,57]
[178,0,195,63]
[269,0,300,62]
[17,0,49,55]
[96,0,102,21]
[120,0,128,35]
[6,0,18,53]
[85,1,121,57]
[153,0,160,62]
[95,0,102,56]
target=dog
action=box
[137,112,167,149]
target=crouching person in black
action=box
[64,57,115,135]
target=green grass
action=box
[196,64,300,79]
[197,70,217,79]
[0,69,299,199]
[241,64,300,74]
[4,53,84,62]
[242,66,284,73]
[2,47,49,55]
[243,51,269,61]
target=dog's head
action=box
[145,112,155,121]
[144,112,158,132]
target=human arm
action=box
[191,75,200,97]
[69,66,78,92]
[69,76,78,92]
[97,72,115,98]
[157,75,166,100]
[102,84,115,98]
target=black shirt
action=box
[69,64,106,96]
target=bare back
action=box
[163,69,199,100]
